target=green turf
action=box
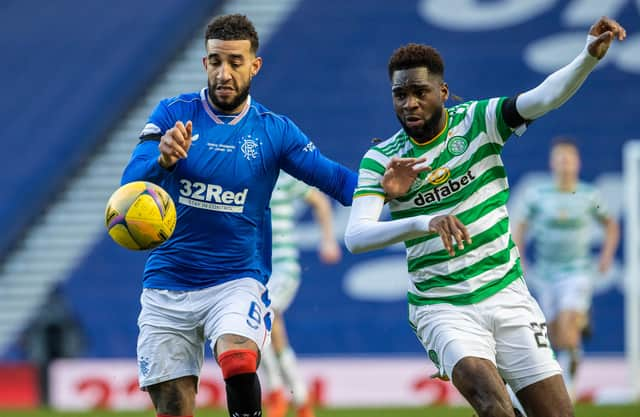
[2,405,640,417]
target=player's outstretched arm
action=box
[305,189,342,264]
[515,16,626,121]
[344,196,470,255]
[345,157,470,254]
[344,195,431,253]
[278,117,357,206]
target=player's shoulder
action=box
[249,99,296,128]
[144,90,202,131]
[575,181,598,195]
[447,97,505,117]
[527,178,556,198]
[447,99,476,116]
[356,130,408,174]
[367,129,409,157]
[161,91,201,109]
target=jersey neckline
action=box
[200,88,251,125]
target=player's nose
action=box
[403,95,419,110]
[216,63,233,81]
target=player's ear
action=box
[440,82,449,102]
[251,56,262,78]
[202,56,207,71]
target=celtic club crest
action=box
[447,136,468,156]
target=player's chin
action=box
[215,92,236,103]
[402,125,424,139]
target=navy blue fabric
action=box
[0,0,220,256]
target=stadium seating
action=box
[0,0,220,257]
[3,0,636,360]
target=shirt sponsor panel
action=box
[178,179,248,213]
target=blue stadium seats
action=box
[0,0,220,256]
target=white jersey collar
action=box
[200,88,251,125]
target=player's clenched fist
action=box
[587,16,626,60]
[429,215,472,257]
[158,120,193,169]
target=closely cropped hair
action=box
[388,44,444,79]
[551,136,579,150]
[205,14,259,53]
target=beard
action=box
[208,81,251,113]
[397,105,444,142]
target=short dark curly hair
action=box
[388,44,444,80]
[205,14,259,53]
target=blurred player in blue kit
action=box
[121,14,356,417]
[512,138,620,400]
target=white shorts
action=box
[535,272,592,322]
[136,278,272,389]
[409,278,561,393]
[266,265,300,312]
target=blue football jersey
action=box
[122,88,356,290]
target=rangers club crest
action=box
[240,135,260,160]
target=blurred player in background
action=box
[121,14,356,417]
[262,171,341,417]
[512,137,620,399]
[344,16,625,417]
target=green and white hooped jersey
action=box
[355,98,523,306]
[520,180,608,277]
[270,171,312,279]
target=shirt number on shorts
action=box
[530,322,549,348]
[246,301,262,329]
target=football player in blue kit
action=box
[121,14,356,417]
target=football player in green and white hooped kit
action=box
[344,16,626,417]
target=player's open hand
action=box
[158,120,193,169]
[428,215,471,257]
[587,16,626,59]
[382,157,431,200]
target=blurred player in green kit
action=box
[262,171,342,417]
[513,137,620,399]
